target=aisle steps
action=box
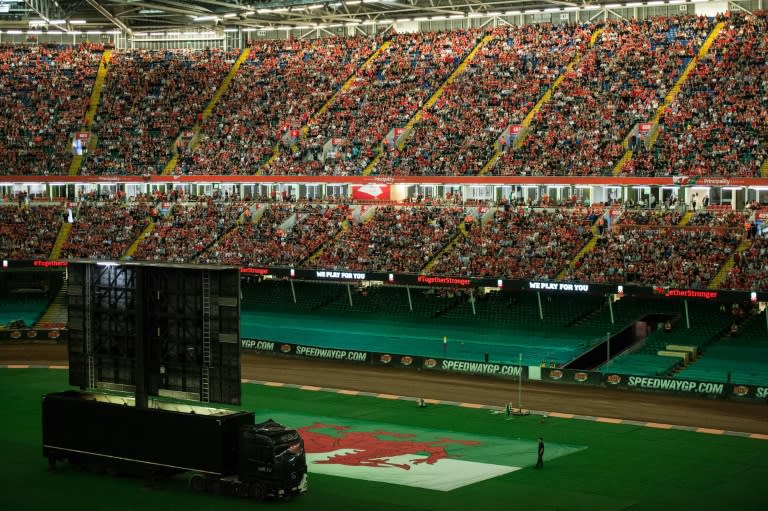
[611,21,725,176]
[362,35,494,176]
[48,223,72,261]
[479,29,604,175]
[34,284,69,330]
[163,48,251,175]
[259,40,393,175]
[707,237,753,290]
[69,50,112,175]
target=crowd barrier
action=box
[241,338,768,402]
[241,338,525,378]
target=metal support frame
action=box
[23,0,69,34]
[765,306,768,336]
[23,0,50,19]
[135,266,147,409]
[536,291,543,320]
[406,286,413,312]
[517,353,522,411]
[608,294,615,325]
[85,0,132,34]
[22,0,54,21]
[84,264,95,390]
[728,1,755,15]
[201,270,211,403]
[606,8,627,21]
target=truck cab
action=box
[237,419,308,499]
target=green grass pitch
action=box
[2,369,767,510]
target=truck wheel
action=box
[248,483,265,500]
[207,479,221,495]
[235,482,249,498]
[189,474,206,492]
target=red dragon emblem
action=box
[298,422,480,470]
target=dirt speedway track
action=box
[3,343,767,435]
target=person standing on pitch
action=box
[536,438,544,469]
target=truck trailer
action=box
[43,391,308,500]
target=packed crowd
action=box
[622,11,768,177]
[685,209,750,228]
[179,37,376,176]
[0,197,764,291]
[82,48,239,176]
[0,43,102,176]
[263,30,479,176]
[430,207,593,279]
[494,16,713,176]
[373,24,591,176]
[313,205,464,272]
[132,200,244,262]
[2,14,765,179]
[0,205,63,259]
[200,203,295,265]
[60,201,152,260]
[564,222,742,288]
[614,209,683,226]
[722,236,768,291]
[200,203,349,266]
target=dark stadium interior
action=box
[0,0,767,481]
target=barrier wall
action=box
[241,338,526,379]
[604,372,768,401]
[0,328,66,342]
[3,261,765,302]
[241,338,768,402]
[538,367,603,386]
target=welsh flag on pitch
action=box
[264,413,586,491]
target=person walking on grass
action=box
[536,437,544,469]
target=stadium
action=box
[1,0,767,509]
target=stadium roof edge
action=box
[0,0,753,33]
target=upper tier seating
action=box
[82,48,239,176]
[0,44,102,176]
[622,11,768,177]
[372,24,590,176]
[493,16,712,176]
[2,14,764,178]
[179,37,375,175]
[262,30,479,176]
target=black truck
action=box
[42,390,308,500]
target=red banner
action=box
[352,184,391,201]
